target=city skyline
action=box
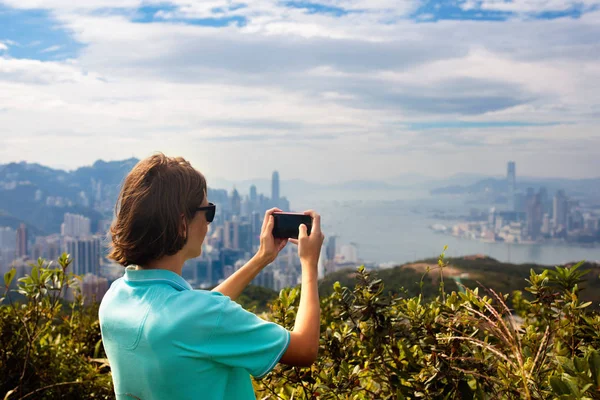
[1,1,600,181]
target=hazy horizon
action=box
[3,156,600,185]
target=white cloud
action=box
[0,1,599,181]
[0,0,141,10]
[41,45,62,53]
[0,42,8,52]
[474,0,600,13]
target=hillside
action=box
[236,256,600,312]
[0,159,140,234]
[319,255,600,304]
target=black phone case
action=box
[272,214,312,239]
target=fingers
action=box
[303,210,321,234]
[289,238,298,245]
[262,207,282,233]
[298,223,308,239]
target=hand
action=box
[257,208,288,264]
[289,210,324,268]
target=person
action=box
[99,153,324,400]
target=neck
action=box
[141,252,186,275]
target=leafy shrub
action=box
[1,255,112,400]
[254,253,600,399]
[2,251,599,400]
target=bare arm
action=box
[212,208,287,301]
[211,254,268,301]
[280,211,324,367]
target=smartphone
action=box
[272,212,312,239]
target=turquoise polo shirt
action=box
[99,266,290,400]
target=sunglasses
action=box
[196,203,216,223]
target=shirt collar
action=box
[123,266,193,291]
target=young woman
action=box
[99,153,324,399]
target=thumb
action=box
[298,224,307,239]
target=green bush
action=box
[254,252,600,399]
[1,255,112,400]
[2,251,599,399]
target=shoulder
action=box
[161,290,232,330]
[166,289,229,310]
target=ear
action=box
[180,214,187,239]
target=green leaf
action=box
[333,281,342,293]
[4,268,16,288]
[550,377,571,395]
[94,339,103,359]
[574,356,587,373]
[589,350,600,387]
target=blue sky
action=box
[0,5,81,60]
[1,0,599,181]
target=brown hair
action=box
[108,153,207,267]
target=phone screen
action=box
[272,213,313,239]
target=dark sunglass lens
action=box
[207,204,216,223]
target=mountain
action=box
[71,158,139,187]
[431,176,600,199]
[0,159,140,235]
[386,172,495,189]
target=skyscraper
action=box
[249,185,257,203]
[223,219,240,250]
[231,188,241,216]
[526,191,543,240]
[272,171,280,204]
[16,223,28,258]
[325,235,336,275]
[553,190,568,230]
[61,213,91,237]
[507,161,516,211]
[64,236,101,276]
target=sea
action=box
[292,192,600,267]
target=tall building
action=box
[507,161,516,211]
[251,211,261,251]
[16,223,28,258]
[223,219,240,250]
[64,236,101,276]
[231,188,241,216]
[526,191,543,240]
[238,222,253,253]
[538,187,550,215]
[249,185,258,203]
[61,213,91,237]
[272,171,280,204]
[553,190,568,230]
[324,236,337,276]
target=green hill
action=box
[238,256,600,311]
[319,255,600,303]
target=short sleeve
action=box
[208,293,291,378]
